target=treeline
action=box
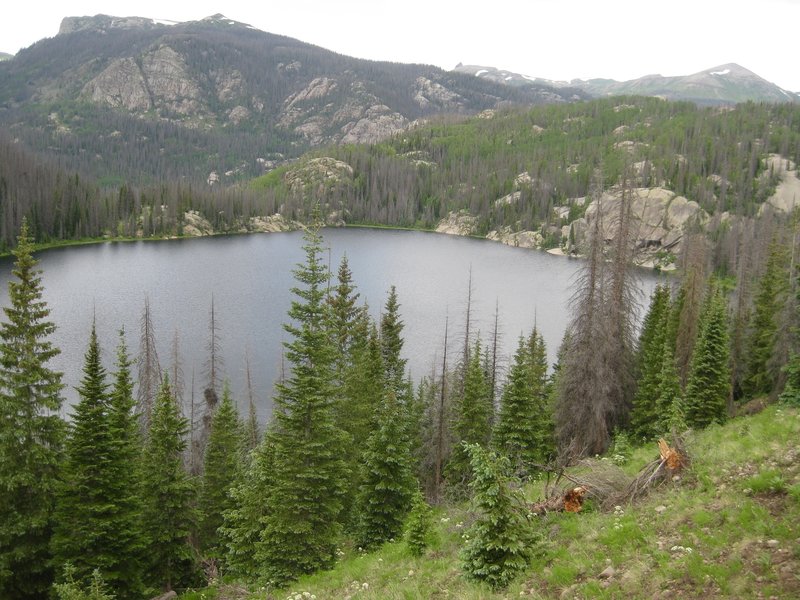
[2,194,798,595]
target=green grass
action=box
[182,405,800,599]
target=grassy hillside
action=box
[182,404,800,599]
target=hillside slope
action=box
[184,405,800,599]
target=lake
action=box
[0,228,662,420]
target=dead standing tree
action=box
[137,296,161,434]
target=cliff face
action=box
[2,14,581,147]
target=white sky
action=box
[4,0,800,91]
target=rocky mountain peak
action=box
[58,14,161,36]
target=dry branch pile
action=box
[529,438,688,515]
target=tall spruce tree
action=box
[355,388,416,549]
[52,326,144,599]
[630,284,672,440]
[199,381,243,558]
[684,287,732,429]
[494,331,551,473]
[447,338,492,492]
[0,219,65,599]
[257,223,347,588]
[220,427,277,580]
[381,285,408,397]
[140,377,197,592]
[742,241,790,398]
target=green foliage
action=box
[684,287,731,429]
[198,381,243,558]
[631,284,672,440]
[220,428,276,580]
[742,241,790,398]
[742,470,787,495]
[494,330,552,473]
[404,490,434,557]
[52,326,145,599]
[380,285,408,396]
[257,224,348,588]
[54,564,115,600]
[0,219,65,599]
[447,338,493,491]
[355,388,416,549]
[140,377,198,591]
[460,444,532,590]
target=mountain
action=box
[454,62,798,105]
[0,52,12,62]
[0,14,588,184]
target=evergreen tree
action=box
[355,388,416,549]
[106,328,146,597]
[54,564,115,600]
[460,444,532,590]
[380,285,408,396]
[220,427,276,580]
[257,224,347,588]
[52,326,144,599]
[0,219,65,599]
[684,287,731,429]
[447,338,492,492]
[630,285,671,440]
[140,377,197,592]
[743,241,790,398]
[654,332,685,434]
[404,489,433,557]
[494,331,551,473]
[199,381,243,558]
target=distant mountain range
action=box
[0,14,796,185]
[453,63,799,105]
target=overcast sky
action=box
[4,0,800,90]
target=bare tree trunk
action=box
[137,296,161,434]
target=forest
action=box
[1,91,800,597]
[1,156,799,597]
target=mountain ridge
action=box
[453,61,798,105]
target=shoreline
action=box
[2,222,676,275]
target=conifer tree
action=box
[460,444,532,590]
[355,388,416,549]
[381,285,408,396]
[684,287,731,429]
[494,331,551,473]
[199,381,243,558]
[106,328,146,596]
[630,284,671,440]
[0,219,65,599]
[404,489,433,557]
[654,333,685,434]
[52,326,144,599]
[257,223,347,587]
[447,338,492,491]
[743,241,790,398]
[140,377,197,592]
[220,428,277,580]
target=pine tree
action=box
[381,285,408,396]
[684,287,731,429]
[404,489,433,557]
[630,284,671,440]
[257,223,347,588]
[493,331,551,473]
[52,326,144,599]
[447,338,492,492]
[0,219,66,599]
[199,381,243,558]
[106,328,146,597]
[220,427,276,580]
[743,241,790,398]
[355,388,416,549]
[460,444,532,590]
[654,333,685,434]
[140,377,197,592]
